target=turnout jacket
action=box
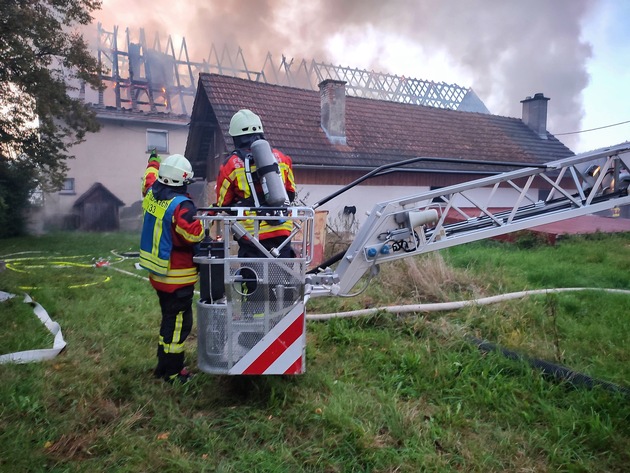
[140,159,204,293]
[216,147,296,239]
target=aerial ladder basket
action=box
[194,207,314,375]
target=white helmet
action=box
[229,109,264,137]
[158,154,194,187]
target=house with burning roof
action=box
[185,73,574,230]
[34,25,575,234]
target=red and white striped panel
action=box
[229,303,306,375]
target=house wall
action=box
[290,168,561,232]
[296,183,541,233]
[32,119,189,233]
[203,176,544,236]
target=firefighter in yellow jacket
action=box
[140,152,204,383]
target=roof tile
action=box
[196,73,573,172]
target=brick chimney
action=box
[319,79,347,145]
[521,93,550,139]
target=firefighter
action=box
[140,151,204,384]
[215,109,297,258]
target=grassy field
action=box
[0,231,629,472]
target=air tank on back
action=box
[250,139,289,206]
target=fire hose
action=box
[0,291,66,364]
[467,336,630,396]
[3,248,630,392]
[305,287,630,320]
[306,287,630,395]
[0,250,195,365]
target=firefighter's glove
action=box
[204,204,218,217]
[149,149,160,163]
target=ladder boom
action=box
[331,143,630,294]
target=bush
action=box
[0,160,36,238]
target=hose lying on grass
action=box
[306,287,630,395]
[0,291,66,364]
[306,287,630,320]
[467,336,630,396]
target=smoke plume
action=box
[93,0,594,149]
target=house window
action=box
[60,178,75,195]
[147,129,169,153]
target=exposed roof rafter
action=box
[91,24,489,117]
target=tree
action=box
[0,0,103,237]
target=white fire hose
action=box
[305,287,630,320]
[0,291,67,364]
[2,274,628,364]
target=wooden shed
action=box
[72,182,125,231]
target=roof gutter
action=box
[294,163,519,175]
[96,114,190,126]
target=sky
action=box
[91,0,630,154]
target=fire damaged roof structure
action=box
[186,73,574,184]
[91,24,488,119]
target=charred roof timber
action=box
[90,24,490,117]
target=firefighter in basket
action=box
[215,109,298,330]
[215,109,297,258]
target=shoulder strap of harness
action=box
[229,148,266,206]
[244,156,261,207]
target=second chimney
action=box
[319,79,347,145]
[521,93,550,139]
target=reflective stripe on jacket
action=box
[140,190,188,276]
[141,160,204,292]
[216,148,296,239]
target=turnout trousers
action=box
[153,285,194,379]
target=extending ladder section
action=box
[327,143,630,295]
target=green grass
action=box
[0,295,54,354]
[1,231,629,472]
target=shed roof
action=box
[188,73,574,173]
[73,182,125,208]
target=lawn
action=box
[1,231,629,472]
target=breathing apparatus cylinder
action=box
[250,139,289,206]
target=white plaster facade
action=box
[295,183,541,233]
[32,115,189,233]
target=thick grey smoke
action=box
[94,0,593,149]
